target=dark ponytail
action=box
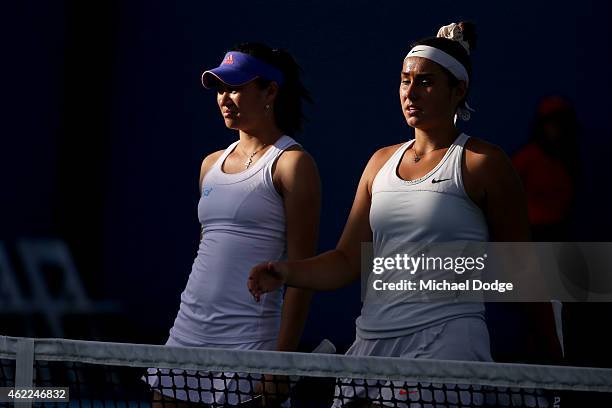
[230,42,312,136]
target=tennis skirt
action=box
[332,316,493,407]
[145,335,276,406]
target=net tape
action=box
[1,335,612,407]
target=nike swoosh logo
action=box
[431,178,451,184]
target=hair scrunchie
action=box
[436,23,471,55]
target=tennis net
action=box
[1,335,612,407]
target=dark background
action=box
[2,1,611,366]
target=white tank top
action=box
[356,133,490,339]
[170,135,298,345]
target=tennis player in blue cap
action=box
[149,42,320,407]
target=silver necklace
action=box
[411,146,422,163]
[411,144,450,163]
[243,144,267,169]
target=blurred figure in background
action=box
[481,97,579,366]
[512,96,580,241]
[512,97,606,374]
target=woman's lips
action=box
[407,107,422,116]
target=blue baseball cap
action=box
[201,51,284,89]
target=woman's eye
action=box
[420,80,432,86]
[217,89,239,95]
[401,80,410,85]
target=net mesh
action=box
[1,335,612,407]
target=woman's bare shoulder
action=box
[199,150,225,187]
[364,142,405,177]
[464,136,516,181]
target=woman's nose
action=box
[218,91,231,105]
[406,83,418,100]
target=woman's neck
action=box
[238,126,283,150]
[413,124,459,153]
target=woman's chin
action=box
[405,116,421,128]
[223,118,240,129]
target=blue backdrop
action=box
[3,1,612,358]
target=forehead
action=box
[402,56,443,75]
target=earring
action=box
[264,104,271,116]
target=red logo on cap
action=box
[223,54,234,65]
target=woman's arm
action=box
[272,148,321,352]
[248,146,397,298]
[463,140,530,241]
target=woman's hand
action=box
[254,374,290,407]
[248,262,288,302]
